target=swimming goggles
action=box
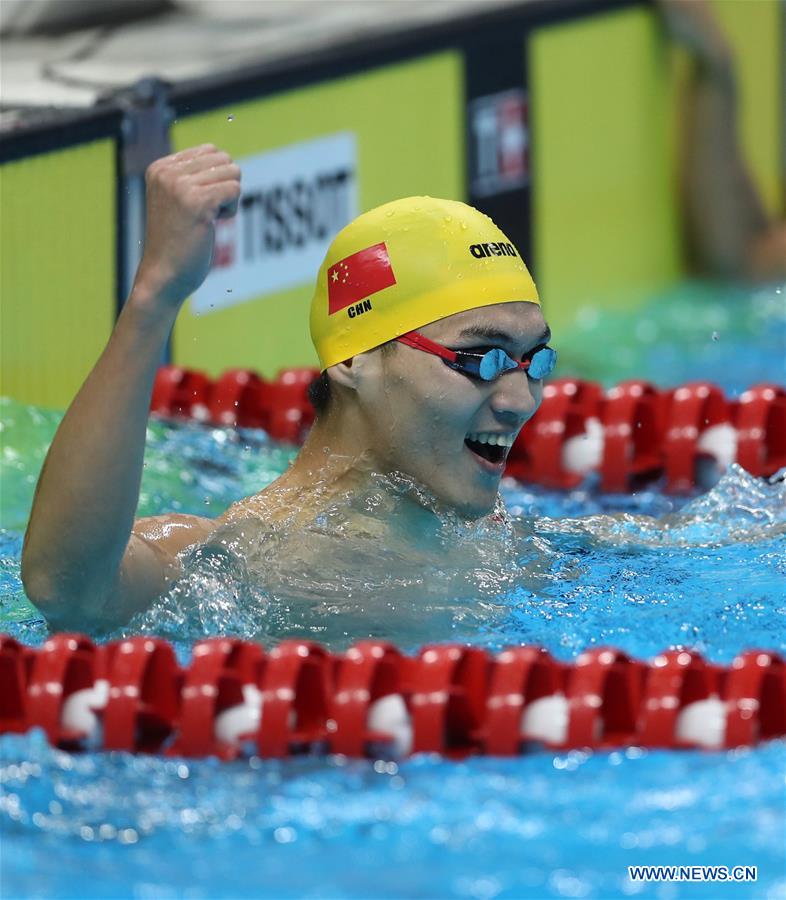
[396,330,557,382]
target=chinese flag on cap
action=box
[327,242,397,314]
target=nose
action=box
[488,370,541,425]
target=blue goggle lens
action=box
[474,346,557,381]
[478,348,517,380]
[527,346,557,380]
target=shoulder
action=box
[132,514,217,556]
[218,492,279,526]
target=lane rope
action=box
[151,367,786,493]
[2,635,783,759]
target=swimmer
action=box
[658,0,786,281]
[21,144,554,631]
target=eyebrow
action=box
[455,324,552,348]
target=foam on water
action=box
[109,464,785,659]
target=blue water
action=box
[1,282,785,899]
[2,733,783,900]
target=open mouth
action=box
[464,436,509,468]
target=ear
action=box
[326,351,381,393]
[326,357,358,391]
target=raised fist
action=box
[133,143,241,308]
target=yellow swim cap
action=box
[309,197,539,371]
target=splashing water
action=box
[127,478,550,649]
[117,460,785,658]
[1,397,784,662]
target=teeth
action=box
[466,432,515,448]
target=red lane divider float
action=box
[152,366,316,444]
[150,367,786,493]
[2,635,783,759]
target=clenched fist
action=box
[132,144,241,309]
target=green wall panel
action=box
[0,140,116,408]
[530,7,681,336]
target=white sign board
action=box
[191,132,358,314]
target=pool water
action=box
[1,282,785,899]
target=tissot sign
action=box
[191,133,358,314]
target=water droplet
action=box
[460,222,468,230]
[227,114,234,122]
[711,331,720,342]
[385,210,395,218]
[274,826,297,844]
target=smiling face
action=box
[348,301,551,518]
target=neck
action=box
[293,402,371,473]
[281,405,449,538]
[276,399,382,499]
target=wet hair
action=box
[307,370,332,416]
[307,342,396,418]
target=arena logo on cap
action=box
[469,242,518,259]
[327,242,397,317]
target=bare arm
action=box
[660,0,784,281]
[22,143,242,630]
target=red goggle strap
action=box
[397,331,531,371]
[397,331,458,362]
